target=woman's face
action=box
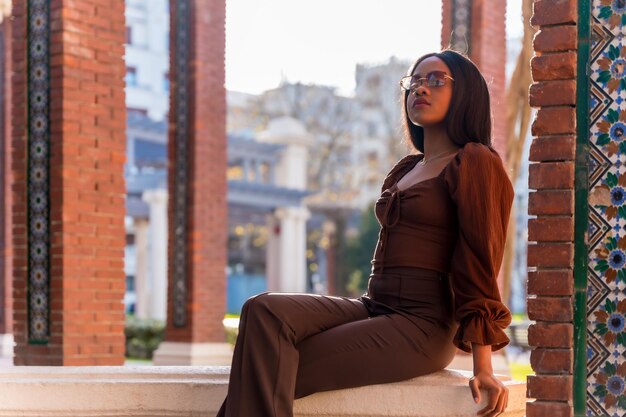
[406,57,453,128]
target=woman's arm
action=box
[469,342,508,417]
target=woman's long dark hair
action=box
[402,50,493,153]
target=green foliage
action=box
[342,203,380,296]
[125,316,165,360]
[225,325,238,346]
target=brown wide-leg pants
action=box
[216,267,458,417]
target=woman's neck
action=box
[422,124,459,157]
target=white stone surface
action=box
[0,366,526,417]
[152,342,233,366]
[0,333,13,358]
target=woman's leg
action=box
[294,312,457,399]
[217,292,369,417]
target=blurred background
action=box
[120,0,533,379]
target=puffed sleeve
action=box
[444,142,514,353]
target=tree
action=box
[255,82,357,193]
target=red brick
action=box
[529,80,576,107]
[531,52,577,81]
[527,297,573,322]
[526,400,572,417]
[12,0,127,365]
[531,106,576,136]
[531,0,577,27]
[528,161,574,189]
[533,26,577,52]
[527,270,574,296]
[529,136,576,162]
[530,348,573,374]
[527,375,573,401]
[528,217,573,242]
[528,323,573,348]
[164,0,227,343]
[527,243,573,268]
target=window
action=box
[126,26,132,45]
[126,67,138,87]
[135,139,167,167]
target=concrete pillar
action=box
[133,218,150,320]
[12,0,127,365]
[153,0,229,366]
[266,213,280,292]
[266,207,310,293]
[143,189,168,321]
[260,117,312,293]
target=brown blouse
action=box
[370,142,514,353]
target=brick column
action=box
[441,0,507,154]
[0,9,13,356]
[526,1,578,416]
[152,0,229,365]
[12,0,127,365]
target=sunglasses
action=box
[399,71,455,91]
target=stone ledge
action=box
[0,366,526,417]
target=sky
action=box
[225,0,524,96]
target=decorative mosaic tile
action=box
[27,0,50,342]
[587,4,626,413]
[593,0,626,37]
[172,0,190,327]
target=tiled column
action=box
[12,0,127,365]
[580,0,626,416]
[441,0,507,154]
[152,0,229,365]
[0,6,13,357]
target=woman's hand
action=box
[470,342,508,416]
[469,371,508,417]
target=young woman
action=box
[217,49,513,417]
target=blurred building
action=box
[125,0,170,121]
[124,113,312,318]
[351,57,412,207]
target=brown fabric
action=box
[366,142,514,353]
[216,142,514,416]
[217,268,458,417]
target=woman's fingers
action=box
[469,377,481,403]
[477,385,502,416]
[503,388,509,413]
[472,374,509,416]
[490,386,507,417]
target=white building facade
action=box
[125,0,170,121]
